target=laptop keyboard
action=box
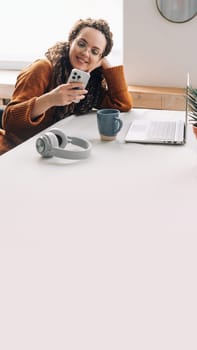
[147,121,177,140]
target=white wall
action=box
[123,0,197,87]
[0,0,122,69]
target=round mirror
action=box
[156,0,197,23]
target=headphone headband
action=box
[36,128,92,160]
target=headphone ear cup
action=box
[49,128,67,148]
[36,132,59,158]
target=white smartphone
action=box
[67,68,90,89]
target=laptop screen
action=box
[185,72,190,140]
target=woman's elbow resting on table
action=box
[119,99,133,112]
[119,91,133,111]
[100,92,133,112]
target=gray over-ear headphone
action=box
[36,128,92,159]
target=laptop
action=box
[124,74,189,145]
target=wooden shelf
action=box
[129,85,185,110]
[0,70,186,111]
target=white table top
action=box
[0,109,197,349]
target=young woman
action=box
[1,18,132,151]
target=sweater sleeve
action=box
[97,65,133,112]
[2,59,53,142]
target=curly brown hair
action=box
[68,18,113,57]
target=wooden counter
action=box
[129,85,185,110]
[0,70,185,110]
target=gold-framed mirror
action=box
[156,0,197,23]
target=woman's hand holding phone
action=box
[49,82,88,105]
[66,68,90,102]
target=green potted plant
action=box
[187,85,197,138]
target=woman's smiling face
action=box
[69,27,107,72]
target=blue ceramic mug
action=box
[97,109,123,141]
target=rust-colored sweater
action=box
[2,59,132,148]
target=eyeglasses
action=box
[76,39,102,57]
